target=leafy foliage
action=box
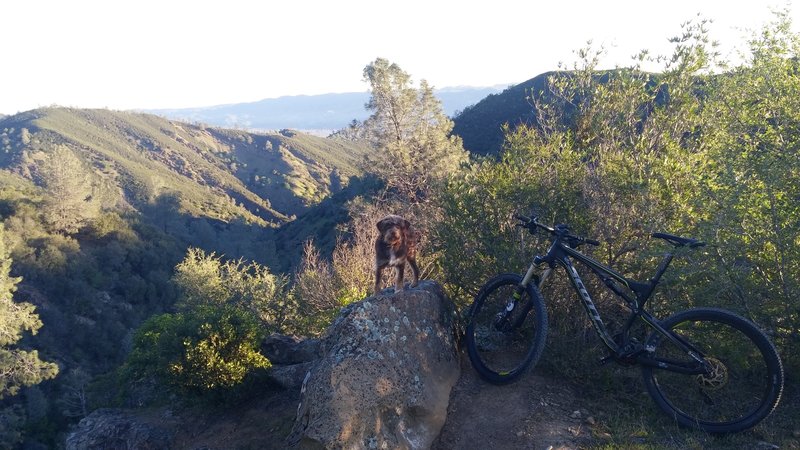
[362,58,468,203]
[435,14,800,397]
[126,305,269,393]
[0,224,58,399]
[0,224,58,447]
[698,11,800,363]
[125,249,283,395]
[173,248,292,331]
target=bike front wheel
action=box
[642,308,784,433]
[465,273,548,384]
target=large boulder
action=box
[65,408,174,450]
[288,281,460,450]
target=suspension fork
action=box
[498,263,551,331]
[521,261,551,290]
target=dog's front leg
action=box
[408,257,420,288]
[374,265,385,294]
[394,264,405,293]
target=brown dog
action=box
[374,215,420,294]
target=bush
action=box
[125,305,270,394]
[173,248,293,332]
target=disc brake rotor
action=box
[694,357,728,390]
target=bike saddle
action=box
[652,232,706,248]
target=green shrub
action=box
[125,305,270,394]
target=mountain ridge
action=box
[145,85,508,133]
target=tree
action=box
[700,11,800,357]
[124,249,292,394]
[0,224,59,399]
[38,145,99,234]
[362,58,468,203]
[56,368,91,418]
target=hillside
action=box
[146,86,506,133]
[451,73,551,156]
[0,108,370,224]
[0,108,373,447]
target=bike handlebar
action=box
[515,215,600,247]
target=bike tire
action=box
[465,273,548,384]
[641,307,784,433]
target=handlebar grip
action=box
[586,239,601,246]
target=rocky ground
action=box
[164,351,596,450]
[82,350,798,450]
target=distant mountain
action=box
[146,86,507,133]
[452,70,668,156]
[452,73,552,156]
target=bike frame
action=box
[521,235,709,374]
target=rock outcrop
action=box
[288,281,460,450]
[263,334,323,389]
[65,408,174,450]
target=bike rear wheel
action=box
[465,273,548,384]
[642,308,784,433]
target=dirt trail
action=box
[168,351,596,450]
[433,351,594,450]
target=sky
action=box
[1,0,798,115]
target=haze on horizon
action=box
[1,0,798,115]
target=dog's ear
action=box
[376,217,390,232]
[402,218,411,230]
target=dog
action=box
[374,215,421,294]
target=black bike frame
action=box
[523,236,709,374]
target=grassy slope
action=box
[0,108,370,226]
[208,128,369,217]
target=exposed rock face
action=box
[65,408,174,450]
[263,334,323,389]
[288,281,460,450]
[262,334,322,365]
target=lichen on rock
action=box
[288,280,460,450]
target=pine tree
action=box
[38,145,99,234]
[362,58,468,203]
[0,224,58,399]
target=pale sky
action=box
[1,0,797,115]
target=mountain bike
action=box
[465,215,784,433]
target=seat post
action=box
[650,252,674,286]
[637,252,674,306]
